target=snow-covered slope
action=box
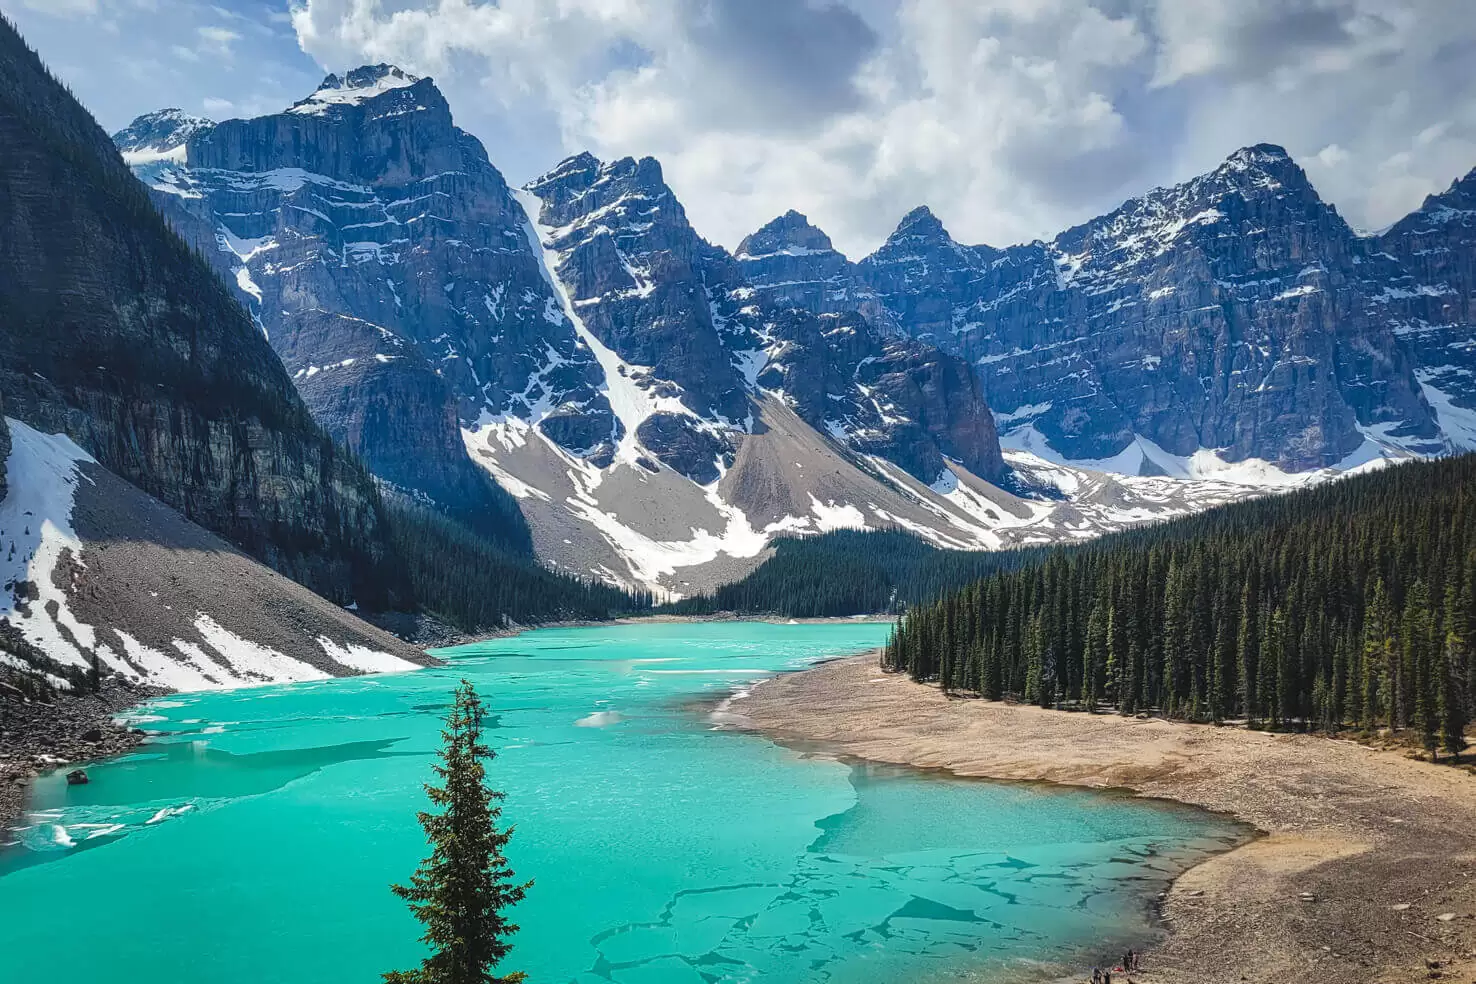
[0,419,428,695]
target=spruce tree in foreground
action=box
[386,680,530,984]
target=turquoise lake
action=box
[0,622,1240,983]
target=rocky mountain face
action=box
[752,308,1004,482]
[115,66,599,548]
[522,152,748,476]
[112,107,212,164]
[738,147,1476,473]
[734,210,887,325]
[1376,166,1476,445]
[112,64,1476,596]
[857,147,1443,468]
[0,20,399,606]
[115,71,1028,597]
[522,152,1006,485]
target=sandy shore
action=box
[736,654,1476,984]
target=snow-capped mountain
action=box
[111,107,213,165]
[113,69,1476,598]
[118,64,594,548]
[739,145,1476,475]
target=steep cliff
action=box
[854,146,1441,469]
[1377,166,1476,446]
[733,146,1465,473]
[115,67,594,548]
[524,152,1007,485]
[0,17,399,606]
[734,209,886,325]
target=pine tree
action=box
[1440,629,1470,761]
[1362,580,1391,730]
[1082,593,1107,710]
[1237,576,1260,724]
[386,681,530,984]
[1406,580,1438,753]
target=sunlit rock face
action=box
[1376,165,1476,448]
[1,21,398,605]
[848,146,1442,468]
[114,65,615,547]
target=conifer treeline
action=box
[667,530,1044,617]
[885,455,1476,757]
[386,503,650,632]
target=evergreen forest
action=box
[384,502,650,633]
[884,454,1476,757]
[666,529,1042,617]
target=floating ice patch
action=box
[574,711,625,728]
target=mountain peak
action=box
[736,209,836,259]
[288,64,424,116]
[1211,142,1314,195]
[112,108,215,164]
[888,205,951,244]
[1226,143,1291,166]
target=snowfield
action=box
[0,419,423,695]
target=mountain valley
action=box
[108,65,1476,598]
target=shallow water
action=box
[0,622,1240,983]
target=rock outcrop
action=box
[0,19,399,605]
[734,210,885,324]
[527,153,751,425]
[853,147,1441,468]
[755,309,1005,482]
[115,65,606,546]
[1377,165,1476,436]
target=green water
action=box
[0,622,1239,983]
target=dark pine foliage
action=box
[386,503,650,633]
[884,454,1476,758]
[666,530,1046,617]
[387,680,529,984]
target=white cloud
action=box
[287,0,1476,256]
[198,25,240,45]
[16,0,98,16]
[1315,143,1349,168]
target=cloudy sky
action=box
[7,0,1475,256]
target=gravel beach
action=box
[735,653,1476,984]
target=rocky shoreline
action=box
[734,653,1476,984]
[0,682,159,830]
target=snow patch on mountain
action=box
[0,420,100,684]
[999,423,1394,489]
[1418,372,1476,451]
[0,420,420,693]
[288,65,420,115]
[513,187,689,465]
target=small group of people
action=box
[1088,948,1142,983]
